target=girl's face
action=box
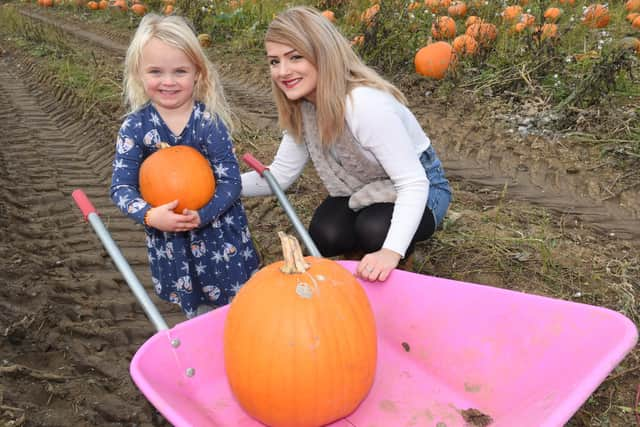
[266,41,318,103]
[140,38,198,113]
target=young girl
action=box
[241,6,451,282]
[110,14,259,318]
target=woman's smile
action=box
[266,41,318,102]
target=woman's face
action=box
[266,41,318,103]
[139,37,198,114]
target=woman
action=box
[241,6,451,282]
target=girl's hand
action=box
[181,208,201,228]
[356,248,402,282]
[146,200,200,233]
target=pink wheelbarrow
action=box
[72,154,638,427]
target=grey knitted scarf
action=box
[301,101,396,211]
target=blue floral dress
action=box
[110,102,259,318]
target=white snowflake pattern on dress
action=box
[169,292,180,305]
[190,240,207,258]
[152,276,162,294]
[116,136,135,154]
[127,198,147,214]
[175,275,193,293]
[143,129,161,147]
[202,285,221,301]
[223,243,237,262]
[165,242,174,260]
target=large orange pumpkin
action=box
[224,233,378,427]
[139,143,215,214]
[414,41,454,79]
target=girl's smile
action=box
[266,41,318,103]
[140,38,198,115]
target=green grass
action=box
[0,5,122,115]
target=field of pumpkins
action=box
[26,0,640,116]
[0,0,639,426]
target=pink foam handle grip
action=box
[72,189,97,220]
[241,153,268,176]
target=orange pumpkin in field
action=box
[224,232,377,427]
[431,16,456,40]
[139,144,215,214]
[582,4,610,28]
[415,41,455,79]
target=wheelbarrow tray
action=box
[130,261,637,427]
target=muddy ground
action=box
[0,5,638,427]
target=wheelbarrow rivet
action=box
[171,338,181,348]
[186,368,196,377]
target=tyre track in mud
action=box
[0,49,175,426]
[20,7,639,240]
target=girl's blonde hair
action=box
[123,14,234,131]
[266,6,406,146]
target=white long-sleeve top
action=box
[241,86,431,256]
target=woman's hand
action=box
[146,200,201,233]
[356,248,402,282]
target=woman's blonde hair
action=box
[266,6,406,146]
[123,14,233,131]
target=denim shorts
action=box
[420,145,451,227]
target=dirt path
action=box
[1,7,638,427]
[0,44,177,426]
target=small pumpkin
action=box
[197,33,212,48]
[414,41,455,79]
[543,7,562,22]
[130,2,146,16]
[425,0,440,13]
[465,15,482,28]
[139,143,215,214]
[224,233,377,427]
[360,4,380,25]
[447,1,467,17]
[431,15,457,40]
[538,23,559,41]
[407,1,422,11]
[502,5,522,23]
[452,34,478,55]
[626,0,640,13]
[321,9,336,23]
[465,22,497,47]
[582,4,610,28]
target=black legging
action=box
[308,196,436,258]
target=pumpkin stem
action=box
[278,232,309,274]
[156,142,171,149]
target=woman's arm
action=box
[241,132,310,196]
[347,87,429,258]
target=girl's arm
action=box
[110,118,151,225]
[240,132,309,197]
[196,120,245,226]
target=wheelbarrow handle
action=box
[241,153,322,257]
[71,189,169,332]
[72,189,97,220]
[241,153,268,176]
